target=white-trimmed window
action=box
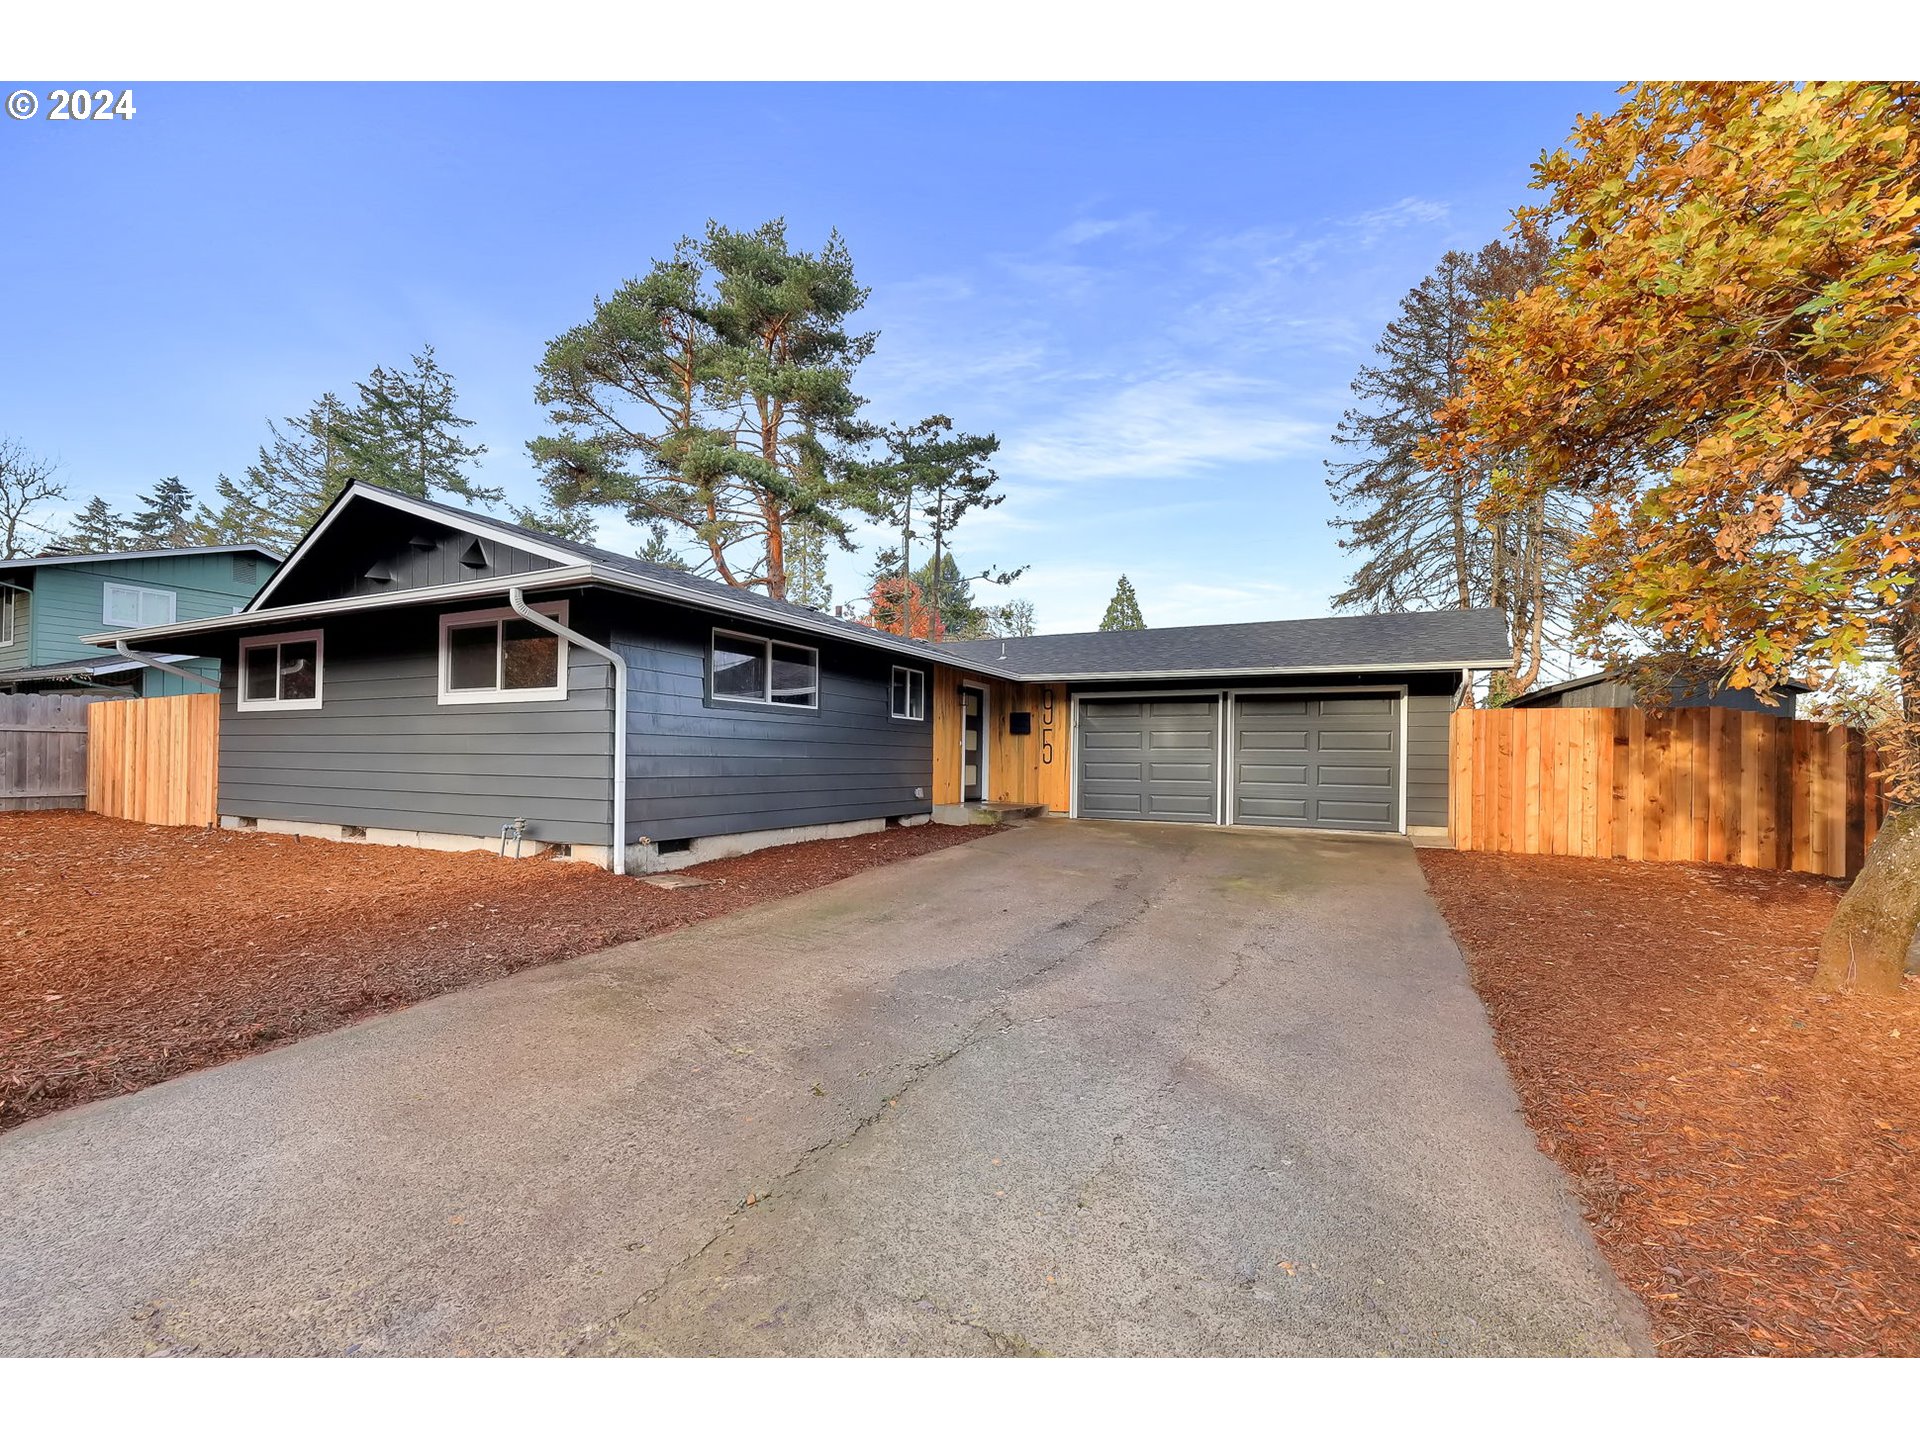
[101,582,176,628]
[891,666,926,720]
[709,628,818,709]
[438,602,569,705]
[238,629,324,711]
[1,591,14,647]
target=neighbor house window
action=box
[438,602,568,704]
[891,666,926,720]
[710,629,818,708]
[101,582,176,628]
[1,592,14,647]
[237,629,324,711]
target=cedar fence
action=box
[86,691,219,826]
[1449,706,1887,880]
[0,694,102,811]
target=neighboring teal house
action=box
[0,545,281,696]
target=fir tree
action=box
[1099,575,1145,631]
[129,476,198,548]
[62,496,130,554]
[785,519,834,609]
[335,346,497,506]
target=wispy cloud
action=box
[1001,373,1322,484]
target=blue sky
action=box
[2,82,1622,632]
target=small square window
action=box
[437,603,569,704]
[891,666,925,720]
[237,630,324,711]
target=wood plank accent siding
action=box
[1,693,99,811]
[1449,706,1887,879]
[930,665,1070,811]
[86,692,218,826]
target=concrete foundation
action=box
[220,815,598,864]
[624,816,905,874]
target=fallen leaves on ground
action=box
[1419,849,1920,1357]
[1,812,992,1133]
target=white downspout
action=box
[508,588,628,876]
[114,639,219,691]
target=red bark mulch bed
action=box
[1419,849,1920,1357]
[1,811,994,1134]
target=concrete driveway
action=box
[0,821,1646,1356]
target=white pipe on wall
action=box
[508,587,629,876]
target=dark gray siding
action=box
[266,508,562,607]
[1066,670,1460,832]
[216,593,615,846]
[1405,689,1451,828]
[1513,675,1799,717]
[614,602,932,844]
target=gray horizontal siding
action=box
[616,602,932,844]
[217,595,615,846]
[1404,690,1451,829]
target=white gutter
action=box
[114,639,219,691]
[508,586,629,877]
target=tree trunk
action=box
[1813,806,1920,995]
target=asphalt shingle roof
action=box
[937,608,1512,678]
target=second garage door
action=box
[1078,698,1219,822]
[1231,694,1400,832]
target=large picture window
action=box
[710,629,818,709]
[101,582,176,628]
[437,602,568,704]
[891,666,926,720]
[237,629,324,711]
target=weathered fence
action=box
[1450,706,1887,879]
[0,694,101,811]
[86,691,219,826]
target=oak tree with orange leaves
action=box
[1430,82,1920,993]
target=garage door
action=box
[1078,699,1219,823]
[1231,694,1399,832]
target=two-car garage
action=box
[1074,693,1403,833]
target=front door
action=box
[961,685,986,802]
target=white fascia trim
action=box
[79,566,599,649]
[245,484,586,613]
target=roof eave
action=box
[1007,657,1516,683]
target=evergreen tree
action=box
[1099,575,1145,631]
[62,496,130,554]
[197,394,352,550]
[530,220,875,599]
[785,519,834,609]
[1324,233,1577,692]
[335,346,497,506]
[128,476,198,548]
[510,499,601,545]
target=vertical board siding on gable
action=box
[216,595,615,845]
[615,603,932,843]
[267,519,561,607]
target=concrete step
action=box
[932,802,1050,827]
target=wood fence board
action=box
[1451,703,1885,879]
[86,692,218,827]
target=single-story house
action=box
[1508,670,1808,717]
[1,544,281,696]
[83,481,1513,872]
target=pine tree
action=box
[531,220,876,599]
[63,496,130,554]
[1099,575,1145,631]
[128,476,198,548]
[335,346,497,506]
